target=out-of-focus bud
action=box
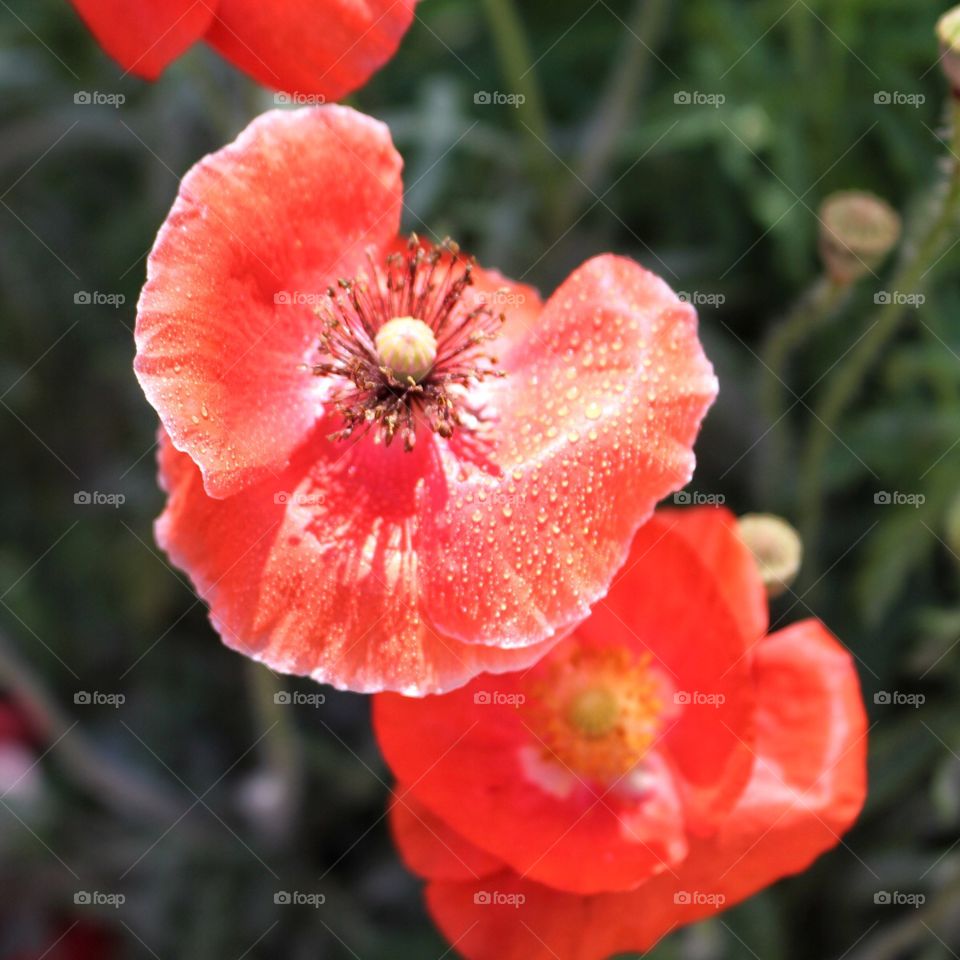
[937,7,960,95]
[818,191,901,284]
[737,513,803,598]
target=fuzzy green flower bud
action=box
[818,191,901,284]
[737,513,803,598]
[937,7,960,95]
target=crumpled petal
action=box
[417,620,867,960]
[420,255,718,652]
[156,430,562,693]
[135,106,403,499]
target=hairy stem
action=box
[760,274,849,504]
[480,0,555,207]
[559,0,673,227]
[798,99,960,576]
[245,662,303,843]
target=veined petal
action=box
[135,106,403,499]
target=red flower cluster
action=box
[374,507,868,958]
[68,0,415,99]
[136,106,717,694]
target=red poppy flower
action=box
[374,507,868,958]
[137,106,717,694]
[68,0,415,100]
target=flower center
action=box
[374,317,438,383]
[310,236,505,452]
[523,647,663,784]
[567,686,620,738]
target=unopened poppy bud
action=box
[937,7,960,95]
[818,191,901,284]
[737,513,803,598]
[375,316,437,383]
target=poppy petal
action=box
[574,512,757,834]
[135,106,403,499]
[69,0,214,79]
[390,796,505,882]
[420,620,867,960]
[156,430,562,694]
[204,0,416,99]
[420,255,718,652]
[658,506,769,642]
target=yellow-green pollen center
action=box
[566,686,621,738]
[524,647,663,783]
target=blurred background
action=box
[0,0,959,956]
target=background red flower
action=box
[375,508,868,957]
[68,0,416,99]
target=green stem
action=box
[558,0,672,228]
[847,873,960,960]
[244,662,302,841]
[480,0,554,197]
[0,632,182,824]
[798,100,960,575]
[759,274,849,504]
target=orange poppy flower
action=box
[374,508,867,956]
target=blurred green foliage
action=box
[0,0,959,957]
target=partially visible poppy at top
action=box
[67,0,415,100]
[135,105,717,694]
[373,507,868,958]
